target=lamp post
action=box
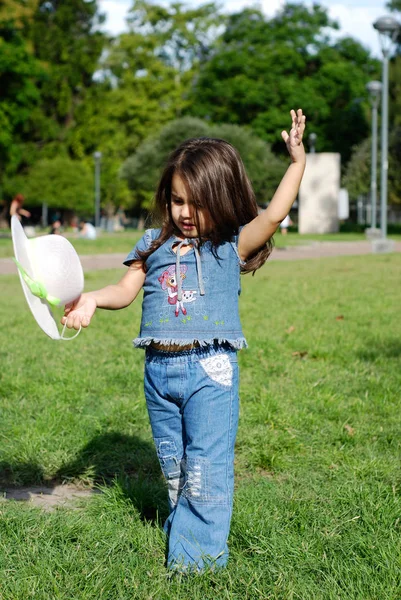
[373,15,399,248]
[93,151,102,229]
[308,132,317,154]
[366,80,382,237]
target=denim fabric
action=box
[124,230,247,350]
[144,343,239,571]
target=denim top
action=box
[124,229,247,349]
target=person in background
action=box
[10,194,31,222]
[78,220,97,240]
[49,219,62,235]
[279,213,293,235]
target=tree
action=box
[93,0,223,146]
[29,0,106,130]
[126,0,223,96]
[121,116,286,212]
[342,128,401,204]
[0,1,108,212]
[3,0,107,183]
[210,123,286,205]
[0,0,38,25]
[4,156,94,213]
[0,16,43,176]
[378,2,401,129]
[121,117,210,210]
[68,1,224,214]
[189,3,380,164]
[388,127,401,204]
[342,138,372,200]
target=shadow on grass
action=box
[0,431,168,524]
[357,337,401,361]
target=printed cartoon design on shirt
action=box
[158,264,197,317]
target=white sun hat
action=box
[11,215,84,340]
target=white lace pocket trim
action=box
[199,354,233,387]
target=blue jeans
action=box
[144,344,239,571]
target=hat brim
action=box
[11,216,63,340]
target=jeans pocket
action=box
[199,353,234,388]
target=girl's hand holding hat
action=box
[61,293,97,330]
[11,215,84,340]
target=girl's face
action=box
[170,173,212,238]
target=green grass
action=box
[0,231,143,259]
[1,253,401,599]
[277,232,365,245]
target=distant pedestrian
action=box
[279,214,293,235]
[9,194,31,222]
[50,219,62,235]
[78,221,97,240]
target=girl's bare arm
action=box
[61,262,146,330]
[238,109,306,262]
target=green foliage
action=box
[342,138,371,200]
[30,0,106,125]
[210,123,286,205]
[4,156,94,211]
[389,55,401,130]
[121,117,209,210]
[127,0,223,72]
[121,117,285,210]
[0,0,37,23]
[97,0,223,133]
[1,0,397,212]
[0,18,43,173]
[189,4,379,163]
[388,127,401,204]
[66,1,224,213]
[343,127,401,205]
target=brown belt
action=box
[150,341,200,352]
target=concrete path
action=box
[1,240,401,275]
[0,484,100,512]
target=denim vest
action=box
[124,229,247,349]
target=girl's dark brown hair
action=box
[137,137,272,273]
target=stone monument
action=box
[298,153,341,234]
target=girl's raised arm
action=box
[238,109,306,262]
[61,262,146,330]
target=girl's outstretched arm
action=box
[61,262,146,330]
[238,108,306,262]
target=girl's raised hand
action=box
[61,293,97,330]
[281,109,306,163]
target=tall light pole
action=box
[373,16,399,248]
[308,132,317,154]
[366,80,382,237]
[93,151,102,229]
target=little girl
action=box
[62,109,306,572]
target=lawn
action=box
[1,252,401,599]
[0,230,143,259]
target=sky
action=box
[98,0,394,58]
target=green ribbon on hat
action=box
[13,258,61,307]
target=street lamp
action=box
[308,132,317,154]
[366,80,382,235]
[373,15,399,246]
[93,151,102,229]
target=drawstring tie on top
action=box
[175,239,205,301]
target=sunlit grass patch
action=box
[1,253,400,598]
